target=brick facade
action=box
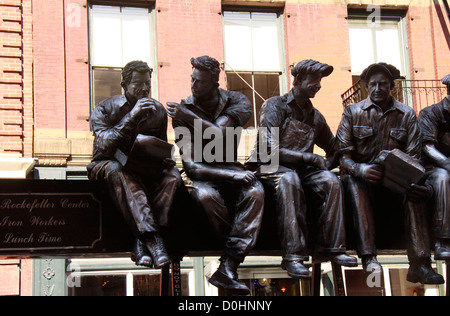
[0,0,33,157]
[25,0,450,164]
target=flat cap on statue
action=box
[360,62,401,83]
[291,59,334,78]
[442,74,450,86]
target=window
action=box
[339,260,442,296]
[89,5,157,108]
[223,11,286,128]
[348,13,408,77]
[68,270,191,296]
[347,11,409,100]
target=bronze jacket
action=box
[419,96,450,159]
[90,94,168,162]
[336,97,421,164]
[247,90,337,170]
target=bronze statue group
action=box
[88,56,450,295]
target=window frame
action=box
[222,6,288,128]
[87,1,159,113]
[347,9,410,79]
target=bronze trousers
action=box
[188,179,265,263]
[425,167,450,239]
[88,160,182,238]
[257,166,347,262]
[342,174,431,260]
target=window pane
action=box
[242,278,303,296]
[91,6,122,66]
[223,12,253,70]
[133,274,160,296]
[223,12,281,72]
[251,13,280,71]
[348,22,374,75]
[253,73,280,127]
[389,269,439,296]
[254,73,280,102]
[121,7,152,65]
[226,72,280,128]
[226,72,255,128]
[375,23,402,73]
[344,269,385,296]
[134,273,190,296]
[349,18,405,76]
[93,68,122,106]
[69,275,127,296]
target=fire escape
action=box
[341,79,448,112]
[341,1,449,111]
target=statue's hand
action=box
[131,98,156,119]
[167,102,190,120]
[232,171,257,186]
[166,102,179,119]
[301,153,327,170]
[352,163,384,185]
[407,183,433,202]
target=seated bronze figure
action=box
[88,61,182,269]
[418,74,450,261]
[247,59,357,279]
[336,62,444,284]
[168,56,265,295]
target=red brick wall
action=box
[64,0,90,132]
[407,5,438,80]
[33,0,90,134]
[0,0,33,156]
[405,2,449,112]
[32,0,67,133]
[284,2,352,132]
[155,0,225,136]
[0,260,32,296]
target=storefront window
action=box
[246,278,304,296]
[68,274,127,296]
[344,269,386,296]
[342,265,441,296]
[68,271,190,296]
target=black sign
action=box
[0,193,102,251]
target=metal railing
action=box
[341,79,448,112]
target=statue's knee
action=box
[279,171,301,188]
[105,161,123,180]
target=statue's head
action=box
[291,59,333,99]
[361,63,401,106]
[190,56,221,99]
[121,60,153,103]
[442,74,450,97]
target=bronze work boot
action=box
[406,258,444,284]
[434,239,450,260]
[145,233,171,269]
[362,255,383,275]
[209,256,250,296]
[131,238,153,268]
[316,253,358,267]
[281,259,311,279]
